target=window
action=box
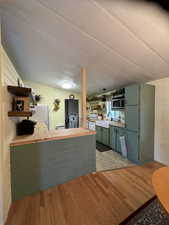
[106,101,124,121]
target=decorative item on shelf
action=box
[35,95,41,104]
[7,85,32,118]
[13,96,30,112]
[53,98,61,111]
[69,94,75,99]
[8,85,31,97]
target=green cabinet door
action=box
[96,126,102,143]
[109,126,113,148]
[126,130,139,163]
[125,85,139,106]
[110,126,116,150]
[102,127,110,146]
[125,105,139,131]
[116,128,126,153]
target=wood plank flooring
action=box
[6,162,163,225]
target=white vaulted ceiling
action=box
[1,0,169,94]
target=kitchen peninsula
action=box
[10,124,96,201]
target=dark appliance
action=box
[112,88,125,109]
[112,98,125,109]
[17,120,36,136]
[65,99,79,128]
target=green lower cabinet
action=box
[110,126,126,153]
[126,130,139,163]
[96,126,110,146]
[110,126,118,151]
[110,126,140,163]
[116,128,126,153]
[102,127,110,146]
[109,126,116,149]
[96,126,102,142]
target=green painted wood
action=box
[116,128,121,153]
[96,126,102,142]
[139,84,155,162]
[126,130,139,163]
[109,126,113,148]
[125,84,155,164]
[125,85,140,106]
[109,126,117,150]
[125,105,139,131]
[116,128,126,153]
[106,84,155,164]
[10,135,96,201]
[102,127,110,146]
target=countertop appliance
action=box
[65,99,79,129]
[112,98,125,109]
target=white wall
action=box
[149,77,169,165]
[0,46,23,224]
[0,36,4,225]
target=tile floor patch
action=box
[96,150,135,171]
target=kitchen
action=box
[6,80,155,202]
[87,83,155,171]
[2,0,169,224]
[8,78,155,175]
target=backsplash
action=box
[110,110,125,123]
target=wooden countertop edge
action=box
[10,130,96,147]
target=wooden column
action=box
[81,68,87,129]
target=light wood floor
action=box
[6,162,163,225]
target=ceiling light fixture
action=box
[59,80,76,90]
[62,82,72,89]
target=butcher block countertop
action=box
[10,123,96,147]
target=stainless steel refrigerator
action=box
[65,99,79,128]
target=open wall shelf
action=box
[8,86,31,97]
[8,111,33,117]
[7,85,33,118]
